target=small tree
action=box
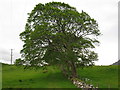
[14,58,24,66]
[20,2,101,78]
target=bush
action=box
[14,58,24,66]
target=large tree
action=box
[20,2,101,78]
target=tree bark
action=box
[60,61,77,78]
[61,65,68,77]
[70,61,77,78]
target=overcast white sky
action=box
[0,0,119,65]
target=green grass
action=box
[2,64,76,88]
[77,65,119,88]
[0,63,2,89]
[2,64,119,88]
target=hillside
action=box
[2,64,119,88]
[2,64,76,88]
[112,60,120,65]
[77,65,119,88]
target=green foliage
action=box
[19,2,101,77]
[14,58,24,66]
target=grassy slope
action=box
[2,64,119,88]
[77,65,119,88]
[2,64,76,88]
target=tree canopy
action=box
[19,2,101,78]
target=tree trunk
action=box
[61,65,68,77]
[60,61,77,78]
[71,61,77,78]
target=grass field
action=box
[2,64,76,88]
[77,65,119,88]
[0,63,2,89]
[2,63,119,88]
